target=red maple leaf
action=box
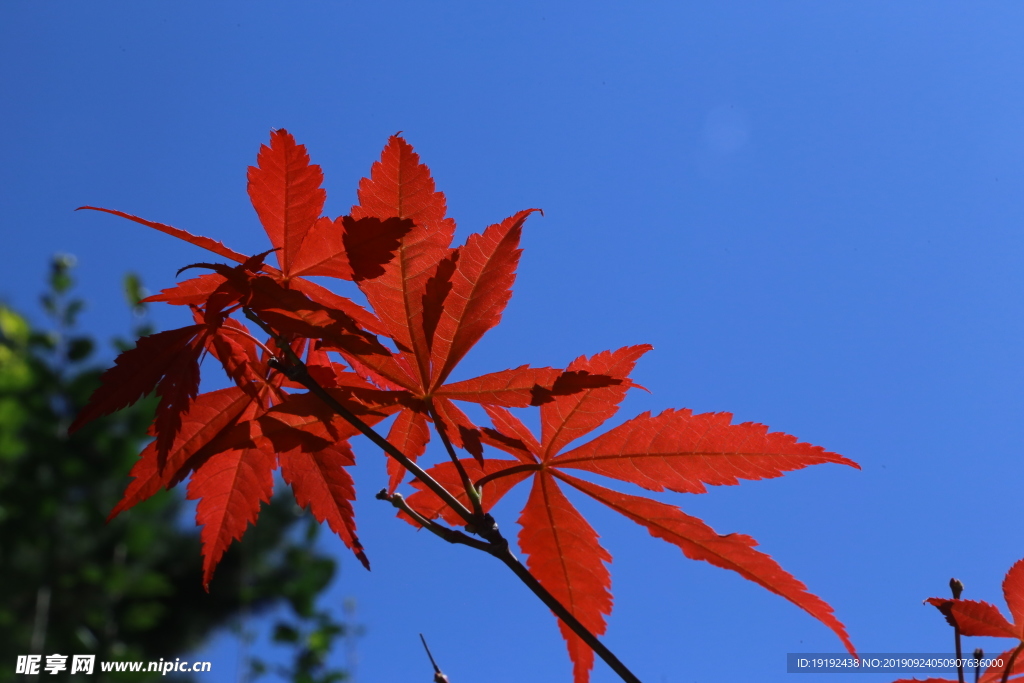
[81,131,574,487]
[338,135,606,491]
[925,558,1024,641]
[102,325,394,587]
[79,129,405,335]
[68,282,257,465]
[74,130,419,585]
[406,345,858,682]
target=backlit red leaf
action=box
[247,129,325,274]
[353,135,456,384]
[152,341,204,465]
[205,326,263,398]
[481,405,542,460]
[1004,559,1024,630]
[551,408,858,494]
[87,132,862,680]
[540,345,652,459]
[519,472,612,683]
[928,598,1017,638]
[432,396,484,462]
[421,249,459,354]
[925,559,1024,641]
[287,274,388,336]
[529,370,626,406]
[333,342,419,392]
[258,393,362,454]
[246,276,390,358]
[77,206,250,265]
[428,209,536,387]
[557,471,856,656]
[288,215,414,281]
[280,441,369,569]
[385,408,431,493]
[351,135,455,241]
[79,205,386,335]
[70,324,206,436]
[143,273,227,306]
[436,365,562,408]
[188,443,276,589]
[108,387,253,520]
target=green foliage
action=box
[252,601,358,683]
[0,257,350,682]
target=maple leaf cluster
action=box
[75,130,858,682]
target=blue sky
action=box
[4,2,1024,681]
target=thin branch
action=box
[243,309,643,683]
[419,634,450,683]
[375,490,492,553]
[381,488,642,682]
[951,578,965,683]
[492,545,642,683]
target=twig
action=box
[950,578,964,683]
[420,634,450,683]
[245,309,643,683]
[492,544,641,683]
[375,490,492,553]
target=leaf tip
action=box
[832,453,861,470]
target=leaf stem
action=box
[218,324,277,360]
[475,463,543,489]
[426,401,484,517]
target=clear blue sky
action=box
[4,2,1024,681]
